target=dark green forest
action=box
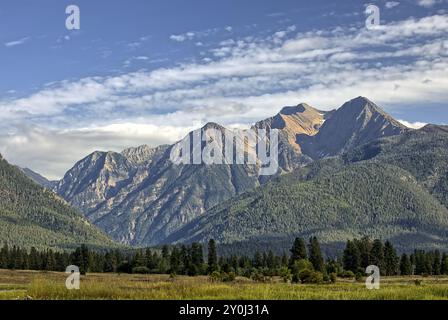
[168,125,448,253]
[1,237,447,283]
[0,154,116,250]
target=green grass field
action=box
[1,269,448,300]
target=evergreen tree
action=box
[161,245,170,260]
[207,239,218,273]
[253,252,263,269]
[357,236,373,268]
[191,243,204,269]
[383,241,398,276]
[308,237,324,272]
[289,237,307,267]
[370,239,385,273]
[170,247,181,274]
[441,253,448,275]
[104,252,117,272]
[433,250,441,275]
[266,250,276,271]
[399,253,412,275]
[343,240,361,272]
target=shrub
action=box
[329,272,337,283]
[209,271,236,282]
[221,272,236,282]
[299,270,323,284]
[209,271,221,282]
[251,271,268,283]
[279,266,292,283]
[132,266,150,274]
[341,270,355,279]
[292,259,314,274]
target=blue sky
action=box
[0,0,447,179]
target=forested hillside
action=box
[0,154,117,250]
[168,125,448,253]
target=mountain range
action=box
[12,96,448,253]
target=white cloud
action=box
[4,37,29,47]
[417,0,439,7]
[386,1,400,9]
[170,34,187,42]
[0,123,193,180]
[170,32,196,42]
[398,120,428,129]
[1,14,447,178]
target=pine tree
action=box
[308,237,324,272]
[207,239,218,273]
[266,250,276,271]
[383,241,398,276]
[289,237,307,267]
[357,236,372,268]
[104,252,118,272]
[191,243,203,268]
[253,252,263,268]
[433,250,441,275]
[170,247,181,274]
[441,253,448,275]
[370,239,385,273]
[343,240,361,272]
[399,253,412,275]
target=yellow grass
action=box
[1,269,448,300]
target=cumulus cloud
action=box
[1,14,447,178]
[0,123,194,180]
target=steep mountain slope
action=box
[54,97,408,246]
[253,103,326,172]
[19,167,56,189]
[344,124,448,208]
[298,97,408,159]
[167,125,448,252]
[168,160,448,252]
[0,154,116,250]
[56,125,262,245]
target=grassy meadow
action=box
[1,269,448,300]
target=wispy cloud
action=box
[417,0,442,7]
[170,26,233,42]
[1,14,447,178]
[386,1,400,9]
[170,32,196,42]
[4,37,30,48]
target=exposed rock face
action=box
[297,97,408,159]
[54,97,407,245]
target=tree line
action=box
[1,237,448,283]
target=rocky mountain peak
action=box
[201,122,226,132]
